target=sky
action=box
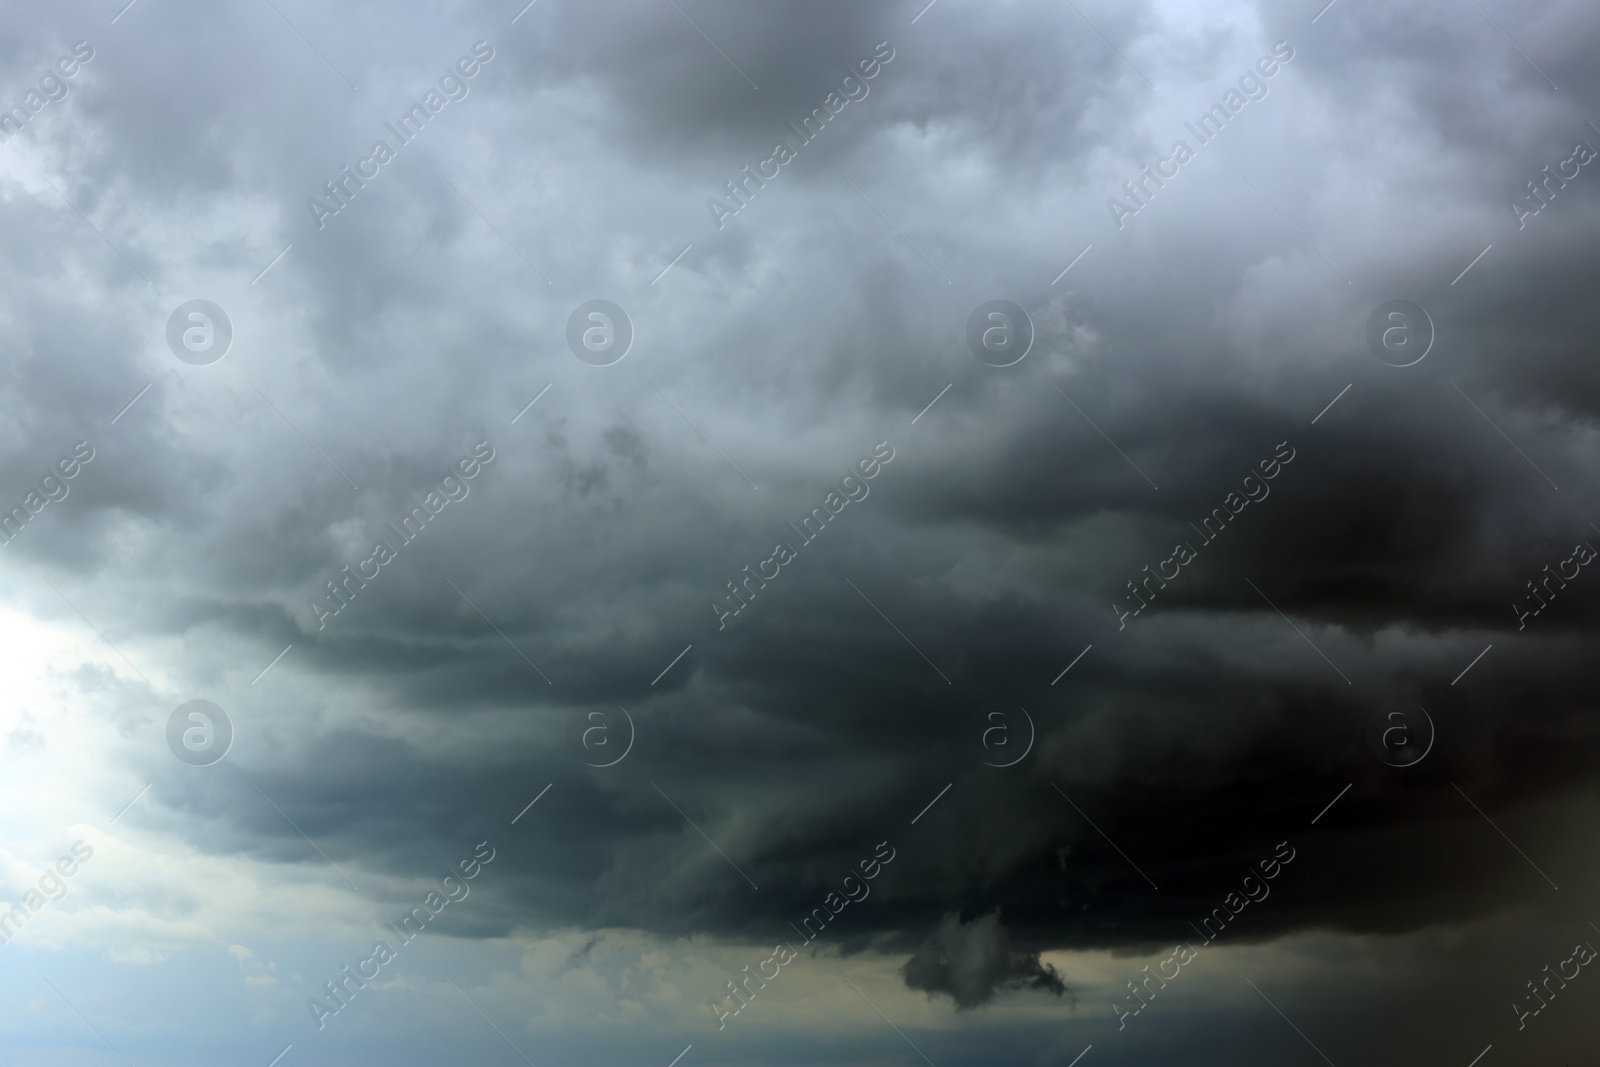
[1,0,1599,1063]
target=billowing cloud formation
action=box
[2,0,1600,1062]
[901,909,1069,1009]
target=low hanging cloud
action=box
[3,0,1600,1062]
[900,909,1069,1009]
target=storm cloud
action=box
[901,909,1070,1009]
[1,0,1599,1064]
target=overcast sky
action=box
[2,0,1600,1064]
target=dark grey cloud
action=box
[4,0,1600,1062]
[901,909,1069,1009]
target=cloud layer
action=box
[2,0,1599,1063]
